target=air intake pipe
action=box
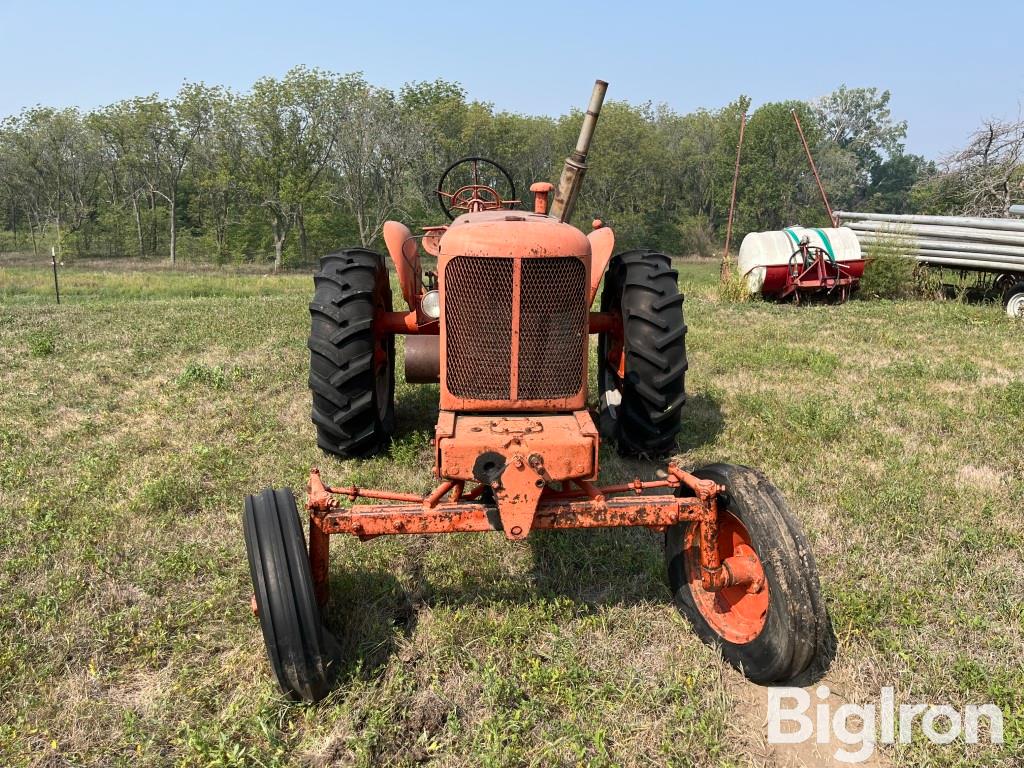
[550,79,608,223]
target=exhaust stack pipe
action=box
[551,79,608,223]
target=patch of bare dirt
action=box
[724,665,893,767]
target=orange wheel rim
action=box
[684,512,769,644]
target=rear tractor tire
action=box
[308,249,395,458]
[598,250,687,457]
[243,488,341,702]
[665,464,827,684]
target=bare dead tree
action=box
[942,114,1024,215]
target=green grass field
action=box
[1,258,1021,767]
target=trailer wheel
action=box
[308,249,395,457]
[666,464,823,684]
[243,488,340,702]
[1003,280,1024,318]
[598,250,687,457]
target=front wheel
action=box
[666,464,827,684]
[243,488,341,702]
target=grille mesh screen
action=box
[443,255,586,401]
[517,258,587,399]
[444,257,513,399]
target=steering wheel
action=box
[436,157,517,220]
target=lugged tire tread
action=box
[599,250,688,457]
[307,249,394,458]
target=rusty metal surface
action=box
[322,486,426,504]
[683,510,769,642]
[439,184,506,214]
[791,109,836,226]
[667,465,723,503]
[304,459,763,596]
[587,311,618,334]
[438,210,591,258]
[667,465,766,593]
[586,225,615,304]
[444,256,514,399]
[436,411,599,483]
[517,258,587,400]
[721,111,747,280]
[493,456,546,539]
[421,225,445,257]
[439,252,589,411]
[308,514,330,608]
[436,157,520,219]
[772,245,862,303]
[551,80,608,222]
[529,181,554,214]
[377,311,438,335]
[404,335,440,383]
[311,494,707,538]
[306,468,337,512]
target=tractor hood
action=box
[439,210,591,258]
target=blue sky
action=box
[1,1,1020,159]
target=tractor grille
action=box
[517,258,587,399]
[443,255,587,401]
[445,257,513,399]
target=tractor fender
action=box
[587,225,615,304]
[383,221,422,310]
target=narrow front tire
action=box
[243,488,340,702]
[666,464,825,684]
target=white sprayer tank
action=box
[737,226,862,294]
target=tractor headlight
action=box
[421,290,441,319]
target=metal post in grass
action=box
[51,246,60,304]
[792,109,836,227]
[721,112,746,281]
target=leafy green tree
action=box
[330,81,426,246]
[560,100,663,248]
[190,90,244,260]
[813,85,907,169]
[864,153,934,213]
[235,67,343,269]
[90,100,151,257]
[99,87,217,263]
[398,79,470,220]
[735,101,830,233]
[0,72,960,261]
[0,107,99,257]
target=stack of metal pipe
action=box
[835,211,1024,275]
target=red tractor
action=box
[243,81,827,701]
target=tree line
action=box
[0,67,1018,267]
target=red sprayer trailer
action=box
[738,226,866,303]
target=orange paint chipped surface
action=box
[435,411,599,483]
[438,210,591,258]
